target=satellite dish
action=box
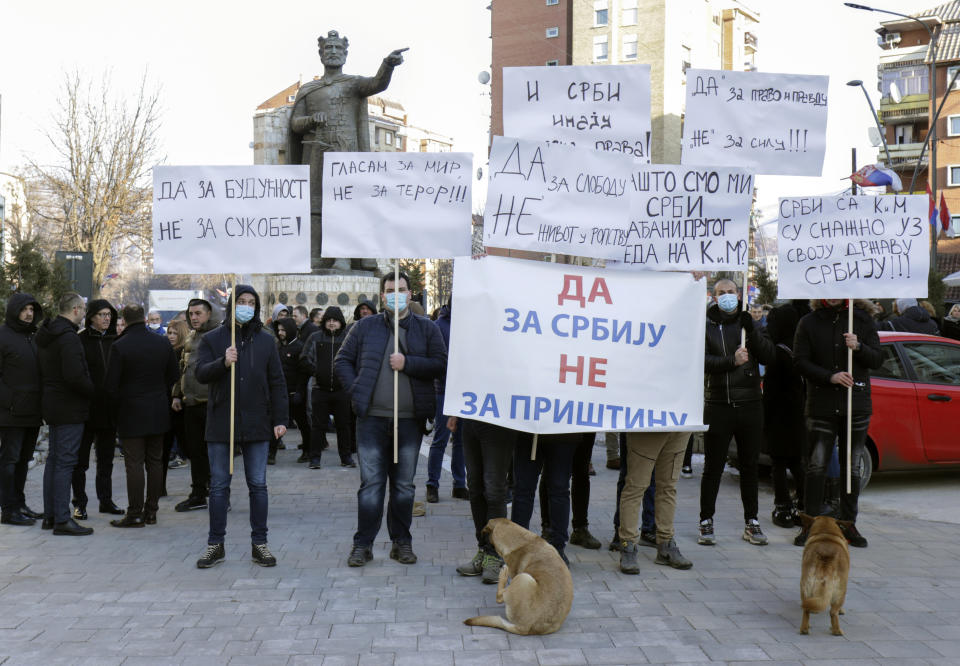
[477,167,484,181]
[890,81,903,103]
[867,127,882,147]
[478,71,491,85]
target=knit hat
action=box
[896,298,918,314]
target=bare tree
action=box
[26,71,162,296]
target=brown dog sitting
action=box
[799,514,850,636]
[464,518,574,635]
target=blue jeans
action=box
[354,416,421,548]
[426,394,465,490]
[511,433,576,550]
[207,441,269,545]
[43,424,84,523]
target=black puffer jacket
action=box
[704,302,774,404]
[272,318,309,398]
[37,315,95,425]
[882,306,940,335]
[301,307,348,392]
[794,300,882,418]
[0,293,43,427]
[78,298,118,428]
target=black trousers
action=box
[772,455,805,508]
[71,425,116,509]
[121,435,164,515]
[462,420,516,552]
[803,414,870,523]
[512,433,576,550]
[271,393,311,457]
[182,404,209,499]
[540,432,594,530]
[311,389,351,464]
[700,401,763,522]
[162,409,186,494]
[0,426,39,513]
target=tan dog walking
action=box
[800,514,850,636]
[464,518,573,635]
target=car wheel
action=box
[857,447,873,490]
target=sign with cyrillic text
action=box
[483,136,633,258]
[152,165,310,274]
[616,164,754,270]
[322,152,472,258]
[777,195,929,298]
[444,256,706,434]
[682,69,828,176]
[503,64,652,162]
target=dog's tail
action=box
[464,615,524,634]
[801,554,835,613]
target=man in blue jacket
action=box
[193,285,289,568]
[335,271,446,567]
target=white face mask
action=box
[147,323,161,330]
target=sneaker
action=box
[340,458,357,468]
[569,527,601,549]
[296,453,308,463]
[175,496,207,512]
[72,507,87,520]
[772,504,795,528]
[605,458,621,470]
[842,523,868,548]
[639,530,657,548]
[619,541,640,575]
[425,486,439,503]
[168,457,188,469]
[451,487,469,500]
[794,528,808,547]
[681,465,693,478]
[267,453,276,465]
[308,459,322,469]
[347,544,373,567]
[481,553,504,584]
[655,539,693,570]
[456,549,485,576]
[697,518,716,545]
[412,501,426,517]
[252,543,277,567]
[196,543,225,569]
[389,542,417,564]
[743,519,768,546]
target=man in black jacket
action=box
[37,292,95,536]
[292,305,319,343]
[193,285,288,569]
[270,318,311,464]
[698,279,775,547]
[793,299,882,548]
[881,298,939,335]
[71,299,124,519]
[0,293,44,526]
[301,306,352,468]
[106,305,179,527]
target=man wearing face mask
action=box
[146,311,166,336]
[301,306,352,468]
[192,286,289,568]
[334,271,447,567]
[698,279,775,547]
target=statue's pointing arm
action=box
[357,48,407,97]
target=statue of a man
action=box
[289,31,406,271]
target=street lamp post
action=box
[844,2,941,271]
[846,79,893,171]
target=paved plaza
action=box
[1,430,958,665]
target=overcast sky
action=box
[0,0,933,218]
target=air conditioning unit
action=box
[884,32,901,45]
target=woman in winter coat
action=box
[162,320,190,494]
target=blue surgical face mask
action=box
[385,292,408,312]
[716,293,739,313]
[235,304,255,324]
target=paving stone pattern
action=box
[1,431,958,665]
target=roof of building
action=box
[915,1,960,22]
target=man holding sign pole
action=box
[792,299,881,548]
[193,286,289,568]
[335,272,446,568]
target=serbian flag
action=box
[927,184,939,229]
[940,192,951,231]
[850,164,902,191]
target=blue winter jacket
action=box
[335,311,447,420]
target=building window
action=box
[546,59,559,66]
[593,35,609,62]
[622,35,638,60]
[622,0,638,25]
[950,165,960,186]
[546,26,559,38]
[395,134,402,148]
[949,65,960,90]
[286,94,296,103]
[951,216,960,237]
[950,115,960,136]
[546,0,558,4]
[384,130,394,146]
[594,0,608,27]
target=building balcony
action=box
[878,94,929,124]
[885,142,928,168]
[744,31,757,48]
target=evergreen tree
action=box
[754,265,778,305]
[1,240,70,318]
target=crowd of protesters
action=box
[0,280,956,575]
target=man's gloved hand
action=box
[739,311,754,333]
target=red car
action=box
[864,331,960,485]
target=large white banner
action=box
[443,257,706,434]
[483,136,633,257]
[322,152,472,258]
[777,194,929,299]
[503,64,652,162]
[152,165,311,274]
[615,164,754,271]
[682,69,829,176]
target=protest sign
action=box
[503,64,652,162]
[152,165,310,274]
[322,152,472,258]
[443,256,706,434]
[777,194,929,299]
[682,69,828,176]
[615,164,754,271]
[483,136,633,258]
